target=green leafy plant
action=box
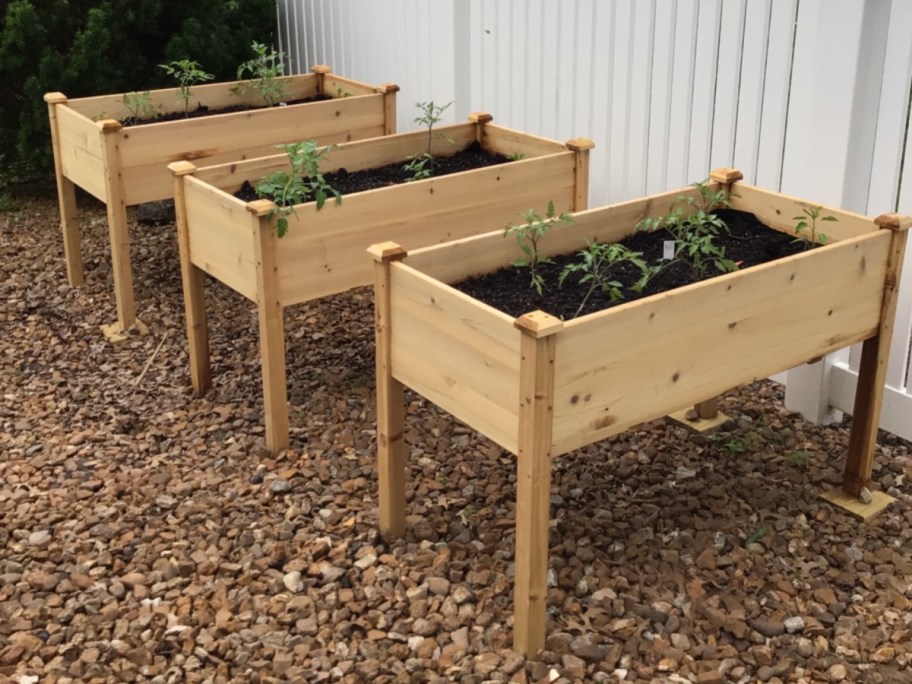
[790,450,810,468]
[506,152,525,161]
[0,192,15,212]
[158,59,214,115]
[255,140,341,237]
[335,87,352,98]
[559,241,654,318]
[236,41,287,106]
[504,201,574,296]
[120,91,157,122]
[403,100,453,180]
[744,526,767,547]
[721,437,747,455]
[793,206,836,248]
[638,178,738,278]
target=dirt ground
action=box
[1,182,911,684]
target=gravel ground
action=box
[2,183,912,684]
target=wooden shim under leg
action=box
[99,120,140,338]
[44,94,85,288]
[251,207,289,453]
[513,311,562,657]
[820,487,895,522]
[170,162,212,394]
[369,242,409,539]
[842,215,910,498]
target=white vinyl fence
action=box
[277,0,912,441]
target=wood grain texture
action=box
[389,264,520,453]
[550,232,891,455]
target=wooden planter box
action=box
[368,169,910,655]
[169,113,593,452]
[44,66,398,341]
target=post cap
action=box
[709,168,743,184]
[514,310,564,338]
[368,242,408,263]
[874,213,912,232]
[168,161,198,176]
[378,83,400,94]
[468,112,493,125]
[99,119,124,133]
[311,65,331,75]
[44,92,67,104]
[566,138,595,152]
[246,199,276,216]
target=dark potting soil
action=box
[454,208,813,320]
[121,95,331,127]
[234,141,511,201]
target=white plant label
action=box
[663,240,676,260]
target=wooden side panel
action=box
[550,232,892,455]
[732,184,877,240]
[119,96,388,205]
[273,153,576,304]
[405,186,702,283]
[389,264,520,453]
[324,74,378,97]
[56,107,106,201]
[183,177,258,300]
[66,74,323,120]
[482,124,571,158]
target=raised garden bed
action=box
[44,66,398,341]
[169,114,593,452]
[368,169,910,655]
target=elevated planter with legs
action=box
[368,169,909,655]
[169,114,593,452]
[44,66,398,341]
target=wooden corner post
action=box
[513,310,563,657]
[250,200,289,454]
[311,64,331,95]
[169,161,211,395]
[468,112,493,146]
[566,138,595,211]
[842,213,911,500]
[369,242,409,540]
[378,83,400,136]
[98,119,143,341]
[44,92,83,288]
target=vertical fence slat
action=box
[708,0,745,170]
[687,0,721,181]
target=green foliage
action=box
[559,241,654,318]
[159,59,213,115]
[255,140,341,237]
[120,91,157,122]
[790,450,810,468]
[637,178,738,278]
[236,41,287,106]
[0,192,15,212]
[404,100,454,181]
[744,526,767,547]
[793,206,836,247]
[0,0,277,176]
[504,201,574,296]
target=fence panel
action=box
[278,0,912,440]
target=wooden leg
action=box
[258,299,289,453]
[45,94,85,288]
[58,177,84,287]
[842,216,908,497]
[513,312,562,657]
[369,242,409,539]
[171,162,211,394]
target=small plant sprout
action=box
[158,59,214,115]
[255,140,341,237]
[403,100,454,180]
[504,200,574,296]
[744,526,767,548]
[793,206,837,247]
[120,91,156,121]
[790,450,810,468]
[236,41,287,106]
[559,241,653,318]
